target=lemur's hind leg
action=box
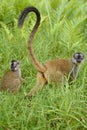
[26,72,46,97]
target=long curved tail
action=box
[18,6,46,72]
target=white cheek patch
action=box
[72,57,77,64]
[81,59,84,63]
[14,67,18,71]
[14,64,20,71]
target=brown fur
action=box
[18,6,84,97]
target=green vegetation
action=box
[0,0,87,129]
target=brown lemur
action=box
[0,60,22,94]
[18,6,84,97]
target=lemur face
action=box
[72,52,84,64]
[10,60,20,71]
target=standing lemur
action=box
[18,6,84,97]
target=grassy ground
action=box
[0,0,87,130]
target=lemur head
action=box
[10,60,20,71]
[72,52,84,65]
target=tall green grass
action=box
[0,0,87,129]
